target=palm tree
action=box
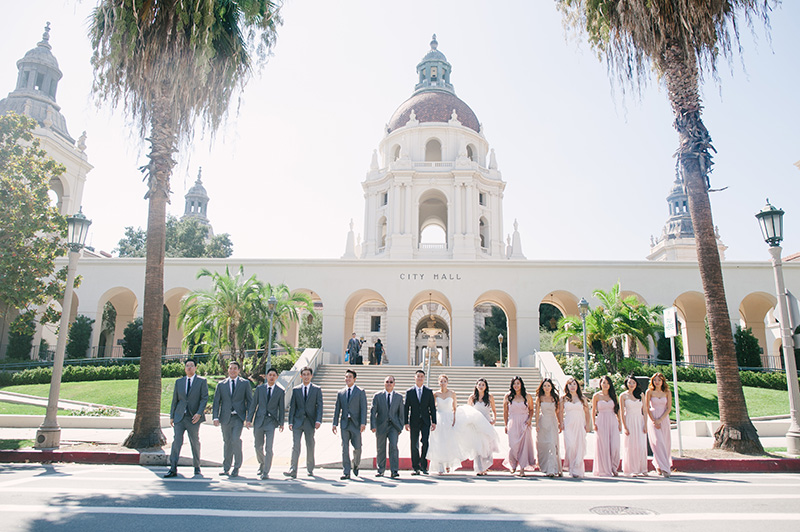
[556,0,773,453]
[250,284,314,374]
[90,1,282,448]
[178,266,261,365]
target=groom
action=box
[404,369,436,475]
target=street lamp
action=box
[266,295,277,369]
[578,297,590,387]
[498,333,504,367]
[756,200,800,455]
[35,208,92,449]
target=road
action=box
[1,464,798,531]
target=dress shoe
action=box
[306,471,314,477]
[194,467,202,476]
[421,469,429,475]
[230,469,239,478]
[411,470,421,476]
[163,470,177,478]
[375,471,384,477]
[260,474,269,480]
[283,471,297,478]
[340,474,351,480]
[353,466,359,477]
[219,470,229,476]
[391,472,400,478]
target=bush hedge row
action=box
[0,361,216,387]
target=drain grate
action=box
[590,506,658,516]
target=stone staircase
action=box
[310,364,541,426]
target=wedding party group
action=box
[162,358,674,480]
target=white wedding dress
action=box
[427,396,500,473]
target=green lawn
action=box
[674,381,788,421]
[0,377,223,414]
[0,402,70,416]
[0,439,34,450]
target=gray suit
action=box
[288,383,323,475]
[370,390,404,475]
[212,376,252,472]
[332,385,368,475]
[169,375,209,470]
[247,383,285,476]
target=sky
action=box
[1,1,797,262]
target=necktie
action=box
[387,392,391,407]
[417,387,422,402]
[186,377,192,395]
[267,386,272,403]
[304,386,308,400]
[347,388,352,402]
[231,378,236,396]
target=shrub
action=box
[272,353,298,373]
[734,326,763,368]
[66,315,94,359]
[122,317,143,357]
[6,317,34,361]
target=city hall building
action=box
[2,30,799,368]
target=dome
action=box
[387,90,480,133]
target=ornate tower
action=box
[355,36,523,260]
[182,167,210,225]
[0,23,92,216]
[647,177,727,261]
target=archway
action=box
[408,290,453,366]
[94,287,138,358]
[474,290,518,366]
[290,288,324,352]
[425,138,442,161]
[674,291,707,365]
[540,290,580,352]
[739,291,778,368]
[418,189,448,250]
[165,287,190,355]
[344,289,387,364]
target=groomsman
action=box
[371,375,404,478]
[332,369,367,480]
[212,360,251,477]
[246,367,285,479]
[404,369,436,475]
[165,359,208,478]
[285,366,323,478]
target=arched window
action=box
[393,145,401,161]
[379,217,387,250]
[425,139,442,162]
[479,217,489,250]
[466,144,474,161]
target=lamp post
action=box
[756,200,800,455]
[498,333,504,367]
[35,209,92,449]
[578,297,590,386]
[266,295,277,369]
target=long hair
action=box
[649,372,669,393]
[535,377,559,407]
[599,375,619,414]
[563,376,585,405]
[508,376,527,403]
[624,374,643,400]
[472,378,491,406]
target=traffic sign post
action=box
[663,306,684,457]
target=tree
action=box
[556,0,773,453]
[474,306,507,366]
[0,113,68,326]
[122,317,143,358]
[734,326,762,369]
[114,215,234,258]
[298,312,322,349]
[5,315,35,361]
[66,315,95,359]
[656,332,683,364]
[251,283,314,374]
[539,303,563,332]
[90,0,282,448]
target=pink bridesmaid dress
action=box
[562,400,587,478]
[648,395,672,473]
[593,400,620,477]
[504,399,536,472]
[622,398,648,476]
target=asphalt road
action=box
[1,464,799,532]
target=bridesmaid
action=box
[560,377,591,478]
[467,378,500,476]
[503,376,536,476]
[591,375,621,477]
[620,375,648,476]
[534,378,562,477]
[646,372,673,477]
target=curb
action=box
[0,450,140,465]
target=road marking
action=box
[2,505,800,522]
[3,486,799,502]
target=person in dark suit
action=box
[165,359,208,478]
[404,369,437,475]
[346,333,361,365]
[371,375,404,478]
[246,367,285,479]
[332,369,367,480]
[374,339,385,365]
[284,366,323,478]
[212,360,252,477]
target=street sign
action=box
[664,307,678,338]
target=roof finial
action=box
[39,22,52,49]
[196,167,203,184]
[430,34,438,50]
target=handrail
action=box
[277,348,323,392]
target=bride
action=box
[427,374,501,475]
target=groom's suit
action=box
[404,385,436,473]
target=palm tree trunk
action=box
[123,88,176,449]
[661,43,763,454]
